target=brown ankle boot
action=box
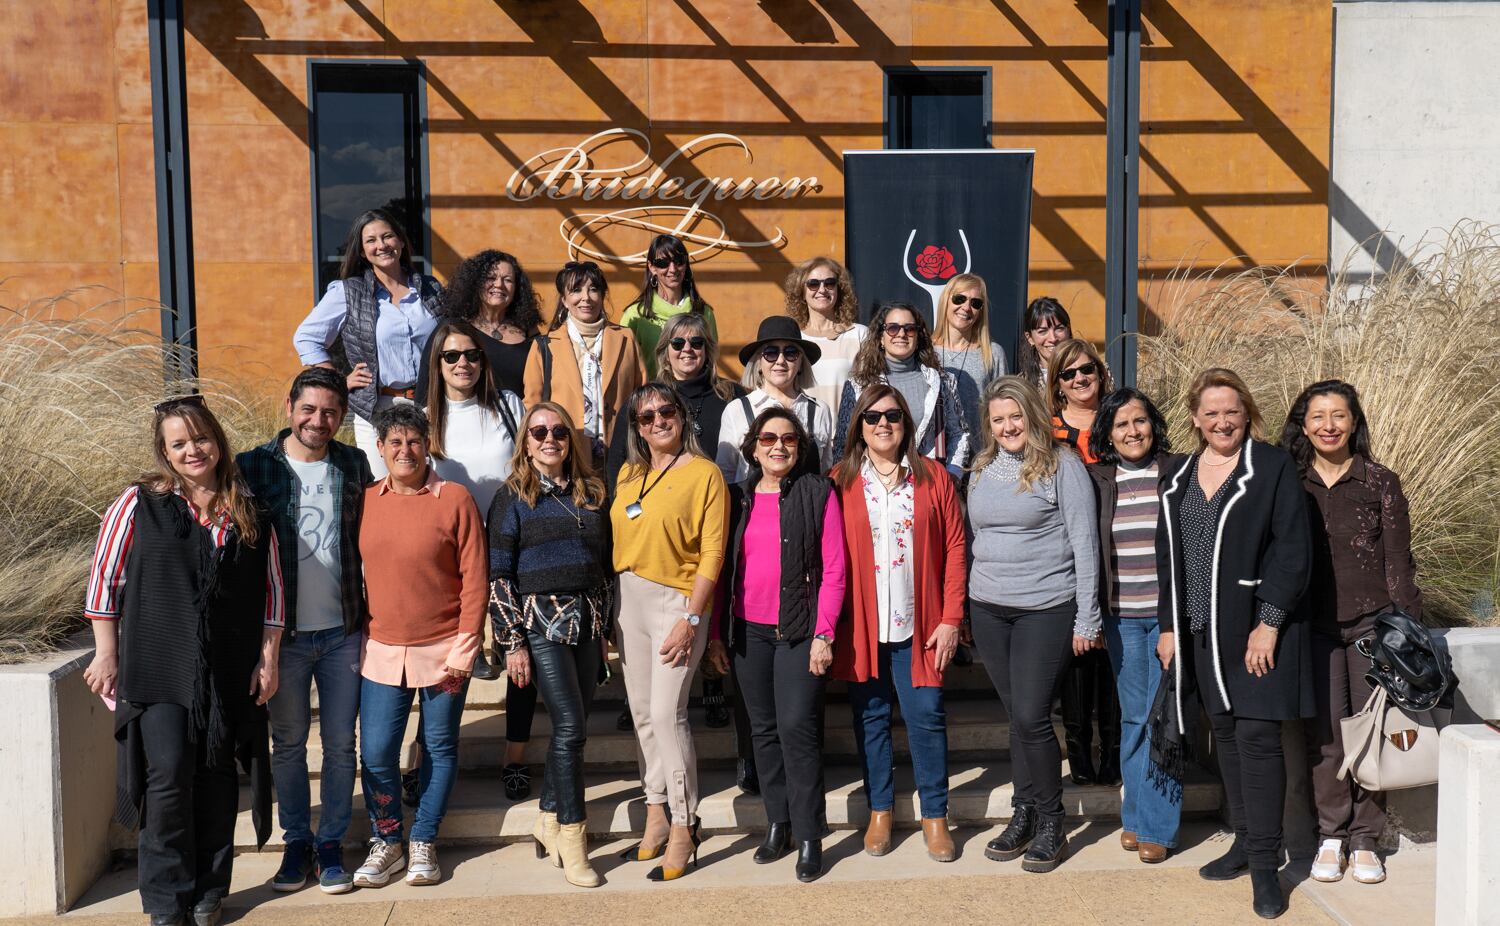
[923,817,956,862]
[622,802,670,861]
[864,810,893,856]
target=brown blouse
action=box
[1300,454,1422,627]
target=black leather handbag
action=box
[1359,608,1454,712]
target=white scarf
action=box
[566,318,605,439]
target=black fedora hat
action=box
[738,316,823,366]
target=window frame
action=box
[882,65,993,150]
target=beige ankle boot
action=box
[557,821,601,887]
[532,810,561,868]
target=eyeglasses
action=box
[1058,361,1099,383]
[527,424,571,442]
[761,345,802,362]
[650,255,686,270]
[951,293,985,311]
[668,336,707,351]
[881,323,920,337]
[440,349,484,365]
[805,277,838,291]
[756,432,799,448]
[154,394,207,415]
[633,404,680,426]
[860,409,905,425]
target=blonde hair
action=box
[783,256,858,327]
[141,400,260,546]
[740,344,816,393]
[504,402,607,510]
[653,313,738,401]
[1046,338,1114,417]
[933,273,993,372]
[1186,367,1266,450]
[968,376,1060,493]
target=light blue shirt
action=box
[293,275,437,389]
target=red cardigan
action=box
[832,464,967,688]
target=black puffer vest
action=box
[719,472,834,644]
[342,270,443,421]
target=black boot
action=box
[737,757,760,795]
[1021,817,1069,873]
[702,676,730,728]
[1061,658,1097,786]
[985,804,1037,861]
[149,915,184,926]
[754,821,791,863]
[1094,653,1122,787]
[471,646,500,681]
[795,839,823,882]
[1199,840,1250,881]
[1251,868,1287,919]
[191,897,223,926]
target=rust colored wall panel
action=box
[117,124,159,263]
[194,260,312,387]
[188,124,312,264]
[0,0,116,124]
[0,263,124,312]
[114,0,154,124]
[0,124,121,262]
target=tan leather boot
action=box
[532,810,561,868]
[621,802,671,861]
[864,809,893,856]
[923,816,956,862]
[557,820,601,887]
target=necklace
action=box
[867,455,901,487]
[1200,450,1241,467]
[548,488,584,530]
[626,449,684,519]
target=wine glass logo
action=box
[902,228,971,318]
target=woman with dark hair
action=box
[424,318,525,519]
[1048,338,1113,466]
[1018,296,1072,389]
[708,408,845,882]
[1281,380,1420,888]
[416,249,541,400]
[294,207,443,479]
[1157,368,1312,919]
[620,234,718,376]
[85,396,283,926]
[832,302,970,475]
[1086,388,1185,863]
[523,261,647,471]
[784,256,866,410]
[832,385,967,864]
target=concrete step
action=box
[235,760,1224,850]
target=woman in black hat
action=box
[715,316,834,481]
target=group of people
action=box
[83,206,1420,925]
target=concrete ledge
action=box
[1435,725,1500,925]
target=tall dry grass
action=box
[1139,223,1500,625]
[0,292,281,661]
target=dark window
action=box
[308,62,428,295]
[884,68,991,149]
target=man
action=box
[238,367,372,894]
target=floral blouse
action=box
[862,458,917,643]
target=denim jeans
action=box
[848,640,949,819]
[1103,616,1182,848]
[360,673,470,844]
[267,628,362,846]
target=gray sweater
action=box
[966,448,1102,637]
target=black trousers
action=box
[136,702,239,916]
[506,672,540,744]
[733,622,827,841]
[970,599,1075,821]
[1192,628,1286,870]
[1060,648,1120,764]
[529,624,600,825]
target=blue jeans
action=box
[1103,616,1182,848]
[267,628,362,846]
[360,673,470,844]
[848,640,949,819]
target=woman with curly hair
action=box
[620,234,718,377]
[784,256,866,410]
[416,249,541,401]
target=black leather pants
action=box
[529,624,601,825]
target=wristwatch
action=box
[685,613,702,628]
[814,633,833,644]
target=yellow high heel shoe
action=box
[621,802,670,861]
[647,821,701,882]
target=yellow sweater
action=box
[611,456,728,593]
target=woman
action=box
[933,273,1008,431]
[716,316,836,482]
[84,396,283,926]
[354,404,487,889]
[490,403,613,889]
[832,385,967,864]
[611,383,728,882]
[424,319,526,520]
[1087,388,1186,863]
[709,408,845,882]
[1282,380,1420,887]
[524,261,647,470]
[619,234,718,375]
[966,377,1100,873]
[416,249,541,400]
[1018,296,1072,389]
[1157,368,1311,920]
[1046,338,1120,787]
[784,256,867,410]
[294,208,443,479]
[833,303,970,476]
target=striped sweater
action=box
[1109,459,1160,617]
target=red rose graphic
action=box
[914,245,957,280]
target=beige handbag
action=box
[1337,685,1447,791]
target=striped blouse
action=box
[1109,460,1160,618]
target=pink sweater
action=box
[732,491,846,639]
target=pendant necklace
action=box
[549,490,584,530]
[626,449,684,519]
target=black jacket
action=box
[1157,440,1313,721]
[605,370,745,491]
[1088,451,1187,615]
[717,472,835,645]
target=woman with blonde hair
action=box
[716,316,835,482]
[933,272,1007,434]
[784,256,866,409]
[1047,338,1113,465]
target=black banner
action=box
[843,150,1034,368]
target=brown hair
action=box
[140,399,260,546]
[849,302,941,387]
[620,382,710,472]
[1186,367,1266,450]
[653,313,738,402]
[424,319,503,459]
[933,273,994,372]
[968,376,1060,493]
[831,383,934,490]
[783,256,858,327]
[1046,338,1114,417]
[504,402,607,510]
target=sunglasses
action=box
[881,322,920,337]
[650,255,686,270]
[527,424,570,442]
[951,293,985,311]
[1058,361,1099,383]
[634,404,680,426]
[440,348,484,365]
[860,409,905,425]
[761,345,802,362]
[154,394,207,415]
[756,432,799,448]
[669,336,707,351]
[805,277,838,291]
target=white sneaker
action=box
[1350,849,1385,884]
[352,840,406,887]
[405,840,441,885]
[1309,838,1345,882]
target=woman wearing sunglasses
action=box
[832,385,967,864]
[611,383,729,882]
[933,273,1008,435]
[833,302,970,476]
[415,250,541,403]
[784,257,867,410]
[1018,296,1073,389]
[709,408,845,882]
[489,403,613,888]
[716,316,835,483]
[620,234,718,376]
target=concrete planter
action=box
[0,633,115,916]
